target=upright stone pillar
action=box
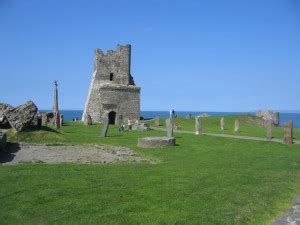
[60,114,64,127]
[53,81,60,129]
[283,121,293,144]
[54,113,61,129]
[41,113,48,126]
[53,81,58,114]
[166,118,173,138]
[221,117,225,130]
[195,116,202,135]
[266,119,272,140]
[155,116,160,126]
[234,119,240,132]
[101,117,109,137]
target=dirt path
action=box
[0,143,150,164]
[152,127,300,145]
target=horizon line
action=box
[39,109,300,113]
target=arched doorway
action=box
[108,111,116,124]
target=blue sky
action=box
[0,0,299,111]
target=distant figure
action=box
[119,123,125,132]
[169,110,172,118]
[128,119,132,130]
[172,109,176,118]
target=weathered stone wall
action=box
[256,109,279,126]
[0,103,14,128]
[85,84,140,123]
[83,44,140,123]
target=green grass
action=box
[146,115,300,140]
[1,121,300,224]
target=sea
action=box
[45,110,300,128]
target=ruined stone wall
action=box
[94,45,134,85]
[83,44,140,123]
[84,84,140,123]
[256,109,279,126]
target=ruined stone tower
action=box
[82,44,140,124]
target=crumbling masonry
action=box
[82,44,140,124]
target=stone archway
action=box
[108,111,116,124]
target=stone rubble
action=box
[4,101,37,132]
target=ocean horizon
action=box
[40,110,300,128]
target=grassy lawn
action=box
[1,121,300,224]
[146,115,300,140]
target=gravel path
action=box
[0,143,149,164]
[273,196,300,225]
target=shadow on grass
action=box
[0,142,20,163]
[103,134,123,137]
[22,126,61,134]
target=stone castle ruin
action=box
[82,44,140,124]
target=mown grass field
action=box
[1,117,300,224]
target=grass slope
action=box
[1,120,300,224]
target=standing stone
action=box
[195,116,202,135]
[155,116,160,126]
[101,117,109,137]
[4,101,38,132]
[41,112,54,126]
[84,113,92,125]
[60,114,64,127]
[41,113,47,126]
[54,112,61,129]
[221,117,225,130]
[166,118,173,138]
[283,121,293,144]
[234,119,240,132]
[266,119,272,140]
